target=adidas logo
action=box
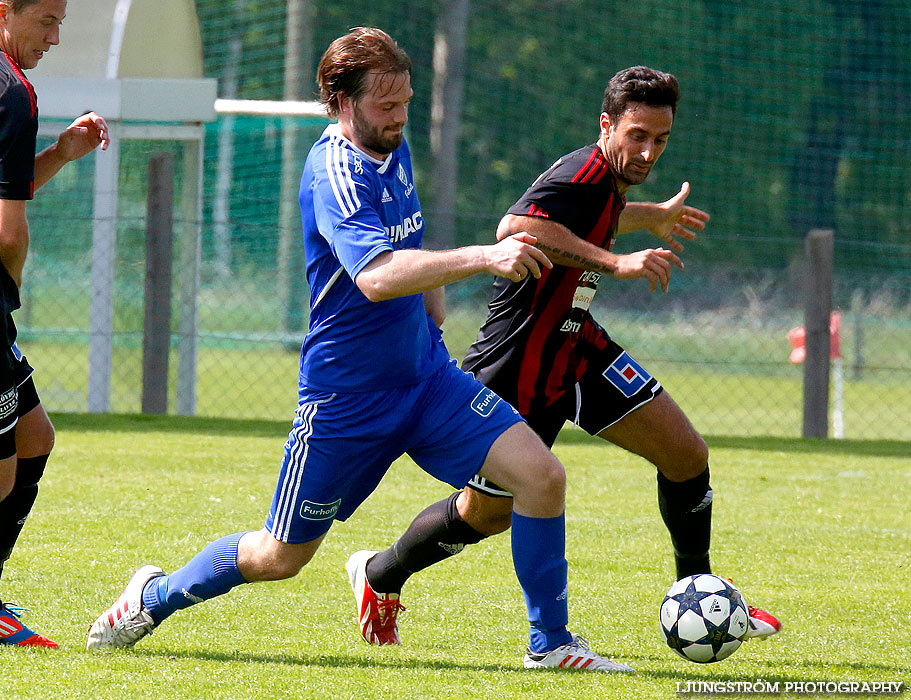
[691,488,714,513]
[381,187,393,203]
[709,599,723,614]
[437,542,464,555]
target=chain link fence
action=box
[19,0,911,439]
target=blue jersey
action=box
[297,124,450,393]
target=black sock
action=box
[0,455,50,581]
[366,491,486,594]
[657,466,712,579]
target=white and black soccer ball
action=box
[659,574,750,663]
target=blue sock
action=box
[511,512,573,653]
[141,532,249,624]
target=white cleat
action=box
[86,565,165,650]
[523,634,634,673]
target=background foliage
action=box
[194,0,911,266]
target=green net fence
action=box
[21,0,911,439]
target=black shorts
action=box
[0,343,39,460]
[468,336,662,497]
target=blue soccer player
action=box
[87,27,633,672]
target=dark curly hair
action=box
[601,66,680,122]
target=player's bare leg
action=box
[599,391,780,639]
[599,390,711,577]
[236,529,324,581]
[597,390,707,481]
[476,422,563,518]
[455,486,512,536]
[88,531,326,650]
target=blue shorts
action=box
[264,359,523,543]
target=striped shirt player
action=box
[463,143,661,466]
[357,66,781,647]
[0,44,49,650]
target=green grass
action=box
[0,414,909,698]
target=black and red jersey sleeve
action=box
[506,144,622,244]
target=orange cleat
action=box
[0,603,59,648]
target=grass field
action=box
[0,414,908,699]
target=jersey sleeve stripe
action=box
[326,136,361,218]
[325,139,352,218]
[580,160,607,184]
[570,149,599,183]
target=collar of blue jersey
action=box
[325,124,394,173]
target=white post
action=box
[832,356,844,439]
[176,137,202,416]
[87,126,120,413]
[212,34,242,279]
[213,112,235,278]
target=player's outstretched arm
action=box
[618,181,709,252]
[497,213,682,293]
[355,233,551,302]
[34,112,110,191]
[612,247,683,293]
[497,213,630,275]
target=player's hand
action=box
[613,248,683,293]
[649,182,709,253]
[483,231,553,282]
[56,112,110,162]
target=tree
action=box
[428,0,470,249]
[278,0,315,335]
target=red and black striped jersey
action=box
[462,143,625,414]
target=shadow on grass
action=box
[554,428,911,459]
[117,647,911,682]
[130,647,518,674]
[52,412,909,459]
[50,412,289,439]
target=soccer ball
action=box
[659,574,750,663]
